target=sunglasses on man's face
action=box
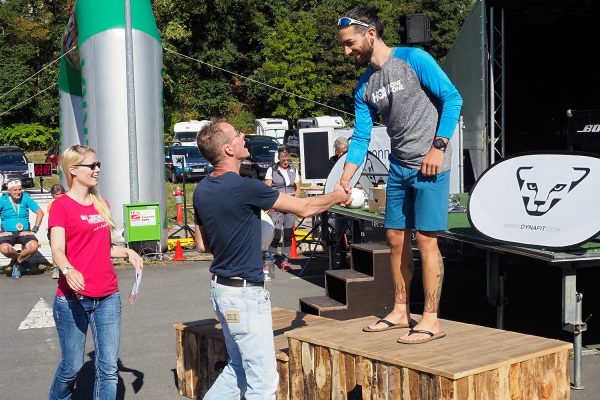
[74,161,102,170]
[337,17,372,29]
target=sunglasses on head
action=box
[74,161,102,170]
[337,17,372,29]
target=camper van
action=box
[296,115,346,129]
[255,118,289,145]
[173,120,210,146]
[287,116,347,156]
[297,118,314,129]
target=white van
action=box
[255,118,289,145]
[296,115,346,129]
[312,116,345,128]
[297,118,314,129]
[173,120,210,146]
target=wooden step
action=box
[299,296,347,314]
[325,269,376,305]
[325,269,373,282]
[350,242,391,253]
[351,244,391,278]
[299,242,395,320]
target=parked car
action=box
[45,144,60,173]
[165,145,213,183]
[0,146,34,188]
[283,129,299,156]
[240,135,279,180]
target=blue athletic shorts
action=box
[384,159,450,232]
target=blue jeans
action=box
[49,292,121,400]
[204,280,278,400]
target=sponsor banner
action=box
[468,153,600,248]
[130,209,156,226]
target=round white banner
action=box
[468,153,600,248]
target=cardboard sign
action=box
[468,153,600,249]
[368,186,386,213]
[172,155,185,168]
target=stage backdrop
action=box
[468,153,600,249]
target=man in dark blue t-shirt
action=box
[193,120,348,399]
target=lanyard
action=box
[8,197,21,219]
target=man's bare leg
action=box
[398,231,444,341]
[365,228,415,330]
[0,243,19,264]
[17,241,39,263]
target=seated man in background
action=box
[0,179,44,277]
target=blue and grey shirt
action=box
[347,47,463,171]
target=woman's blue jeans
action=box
[49,292,121,400]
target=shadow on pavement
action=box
[71,352,144,399]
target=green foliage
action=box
[249,13,328,121]
[224,102,256,134]
[0,0,71,126]
[418,0,477,61]
[1,0,473,134]
[0,123,58,151]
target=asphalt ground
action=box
[1,248,599,399]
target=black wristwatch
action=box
[432,137,448,152]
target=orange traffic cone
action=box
[289,225,299,259]
[173,240,186,261]
[176,203,183,224]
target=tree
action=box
[249,13,329,122]
[0,0,72,126]
[155,0,274,132]
[0,0,474,135]
[418,0,476,61]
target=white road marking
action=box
[18,297,55,330]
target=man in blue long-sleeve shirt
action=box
[338,7,463,344]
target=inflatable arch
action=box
[58,0,166,246]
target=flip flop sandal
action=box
[362,319,412,332]
[397,329,447,344]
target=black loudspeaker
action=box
[399,14,431,45]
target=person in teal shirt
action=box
[0,178,44,277]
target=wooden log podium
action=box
[285,316,572,399]
[175,307,571,399]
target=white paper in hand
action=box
[128,270,143,305]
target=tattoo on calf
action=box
[424,253,445,313]
[395,282,409,304]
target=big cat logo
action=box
[516,166,590,216]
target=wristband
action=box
[31,226,39,233]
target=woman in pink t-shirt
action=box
[48,145,143,400]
